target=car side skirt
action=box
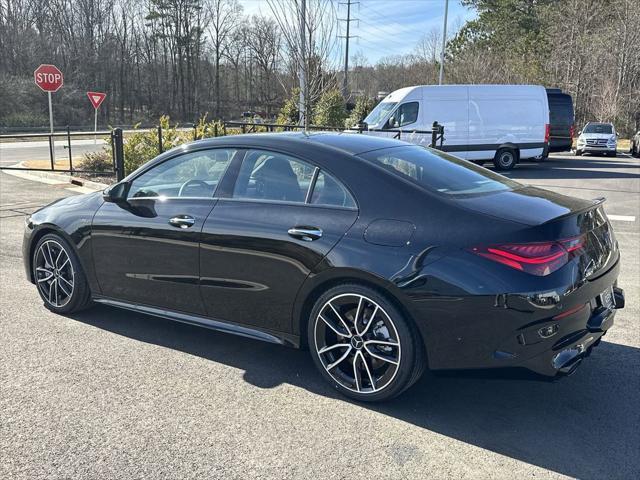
[92,296,300,348]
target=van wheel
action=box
[493,148,517,170]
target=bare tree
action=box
[266,0,340,127]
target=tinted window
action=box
[128,149,235,199]
[583,123,613,134]
[389,102,419,127]
[233,150,314,203]
[360,146,521,196]
[310,171,356,208]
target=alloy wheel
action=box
[313,293,401,394]
[34,239,75,308]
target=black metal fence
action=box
[1,121,444,184]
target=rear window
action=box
[359,146,521,197]
[584,123,613,134]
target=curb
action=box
[3,162,110,191]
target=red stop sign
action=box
[34,64,64,92]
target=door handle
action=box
[169,215,195,229]
[288,227,323,241]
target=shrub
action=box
[277,88,300,125]
[344,96,374,129]
[312,89,347,128]
[81,150,113,172]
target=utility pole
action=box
[339,0,358,98]
[438,0,449,85]
[299,0,307,128]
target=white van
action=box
[360,85,550,170]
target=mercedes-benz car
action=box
[23,133,625,401]
[575,122,618,157]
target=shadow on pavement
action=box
[71,304,640,480]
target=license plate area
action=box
[599,286,615,310]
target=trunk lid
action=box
[457,186,618,279]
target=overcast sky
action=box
[239,0,477,64]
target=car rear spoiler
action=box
[540,197,606,225]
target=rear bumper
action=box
[522,287,624,377]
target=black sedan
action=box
[23,133,624,401]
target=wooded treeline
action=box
[1,0,638,134]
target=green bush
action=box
[312,89,347,128]
[120,115,193,173]
[81,150,113,172]
[277,88,300,125]
[345,96,374,129]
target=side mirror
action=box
[103,182,129,204]
[616,132,619,137]
[578,130,582,135]
[386,116,397,129]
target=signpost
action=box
[34,64,64,134]
[87,92,107,143]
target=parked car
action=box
[546,88,575,153]
[23,133,624,402]
[360,84,550,170]
[575,122,618,157]
[630,130,640,157]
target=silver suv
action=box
[576,122,618,157]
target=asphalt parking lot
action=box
[1,152,639,479]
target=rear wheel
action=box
[32,233,92,314]
[493,148,517,170]
[308,284,426,402]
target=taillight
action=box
[544,123,550,143]
[470,235,585,276]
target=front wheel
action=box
[493,148,518,170]
[575,149,583,156]
[32,233,92,314]
[308,284,426,402]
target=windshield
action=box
[359,146,521,197]
[364,102,397,127]
[583,123,613,134]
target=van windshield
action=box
[364,102,397,127]
[359,146,521,197]
[583,123,613,134]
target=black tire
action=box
[609,151,617,157]
[32,233,92,314]
[493,148,517,170]
[575,149,583,156]
[308,283,426,402]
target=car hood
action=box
[580,133,614,140]
[452,185,596,226]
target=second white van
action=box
[360,85,550,170]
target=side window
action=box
[128,149,235,199]
[232,150,314,203]
[310,171,356,208]
[389,102,419,128]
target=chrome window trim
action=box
[220,196,358,211]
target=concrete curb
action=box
[3,162,110,192]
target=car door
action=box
[199,149,359,334]
[91,148,238,314]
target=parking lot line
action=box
[608,215,636,222]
